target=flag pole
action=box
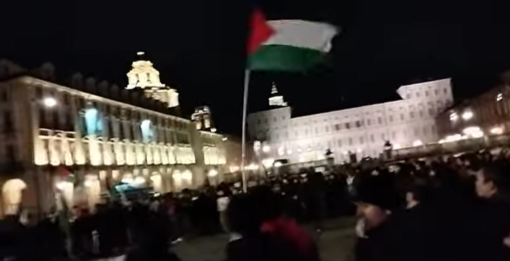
[241,69,251,193]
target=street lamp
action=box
[462,111,473,120]
[42,97,57,108]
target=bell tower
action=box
[268,82,287,107]
[126,52,180,108]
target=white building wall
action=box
[248,79,453,164]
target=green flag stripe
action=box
[248,44,326,72]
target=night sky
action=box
[2,0,510,134]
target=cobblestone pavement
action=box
[173,218,356,261]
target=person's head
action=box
[356,202,389,230]
[226,194,261,236]
[475,163,510,198]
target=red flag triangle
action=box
[247,9,274,55]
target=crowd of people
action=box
[1,149,510,261]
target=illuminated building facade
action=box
[192,106,216,132]
[0,57,227,217]
[248,79,453,163]
[436,73,510,139]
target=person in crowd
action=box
[217,183,232,233]
[468,162,510,261]
[226,186,320,261]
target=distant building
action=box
[268,83,287,107]
[0,55,227,217]
[436,72,510,139]
[127,52,180,108]
[248,79,453,163]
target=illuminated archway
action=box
[2,179,27,215]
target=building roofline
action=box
[13,76,192,123]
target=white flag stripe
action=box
[265,20,338,52]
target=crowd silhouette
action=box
[1,149,510,261]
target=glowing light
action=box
[211,128,217,133]
[262,145,271,153]
[449,112,458,122]
[133,177,146,186]
[497,93,503,102]
[274,161,283,168]
[261,158,275,168]
[278,147,284,156]
[412,140,423,146]
[462,111,473,120]
[43,97,57,108]
[222,137,228,141]
[462,126,483,138]
[208,169,218,177]
[56,181,66,190]
[253,141,261,152]
[490,127,504,135]
[287,149,292,155]
[244,164,259,171]
[181,170,192,181]
[229,166,239,172]
[84,180,93,187]
[393,144,401,149]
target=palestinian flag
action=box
[247,10,338,72]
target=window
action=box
[400,114,404,121]
[425,91,429,97]
[345,123,350,129]
[406,94,411,99]
[337,139,342,147]
[392,131,396,139]
[389,115,394,122]
[367,119,371,125]
[355,121,361,128]
[378,117,382,124]
[359,137,364,144]
[3,111,12,132]
[443,88,447,94]
[434,89,439,95]
[273,117,277,122]
[428,108,435,116]
[334,124,340,131]
[325,126,329,132]
[370,134,375,143]
[410,111,415,119]
[419,110,424,117]
[315,128,318,134]
[416,92,420,98]
[348,137,353,146]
